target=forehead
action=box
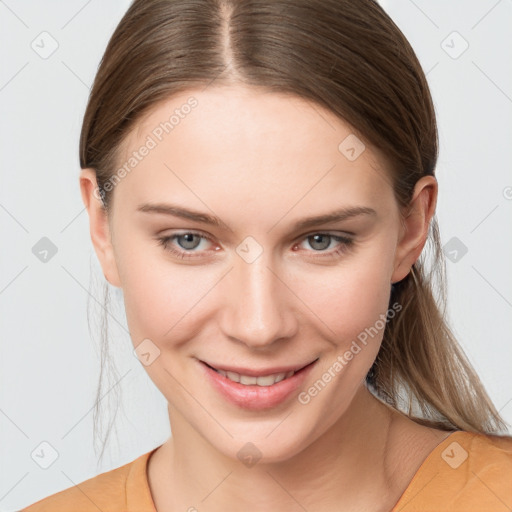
[116,85,394,214]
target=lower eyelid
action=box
[157,232,354,257]
[297,234,353,247]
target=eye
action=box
[293,233,354,260]
[155,231,354,261]
[156,231,216,259]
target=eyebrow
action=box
[137,203,377,231]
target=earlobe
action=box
[391,176,438,284]
[79,168,122,288]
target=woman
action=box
[23,0,512,510]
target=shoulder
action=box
[393,431,512,512]
[446,430,512,477]
[20,449,156,512]
[461,430,512,463]
[456,431,512,489]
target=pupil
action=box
[180,233,198,249]
[311,234,329,250]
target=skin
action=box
[80,85,450,511]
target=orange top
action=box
[22,430,512,512]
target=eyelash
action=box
[155,230,354,261]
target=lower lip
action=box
[199,359,317,411]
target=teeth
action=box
[216,368,297,386]
[226,371,240,382]
[272,373,287,384]
[240,375,258,385]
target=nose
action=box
[219,252,298,350]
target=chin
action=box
[204,416,318,467]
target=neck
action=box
[151,385,405,512]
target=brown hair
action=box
[79,0,510,461]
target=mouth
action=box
[199,357,319,410]
[202,359,318,387]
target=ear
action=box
[391,175,438,284]
[79,168,122,288]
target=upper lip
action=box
[201,358,318,377]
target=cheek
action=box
[293,256,393,348]
[115,242,210,344]
[293,262,393,416]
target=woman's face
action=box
[82,85,433,463]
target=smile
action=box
[210,368,296,386]
[199,359,319,410]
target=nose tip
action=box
[220,260,297,349]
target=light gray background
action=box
[1,1,511,510]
